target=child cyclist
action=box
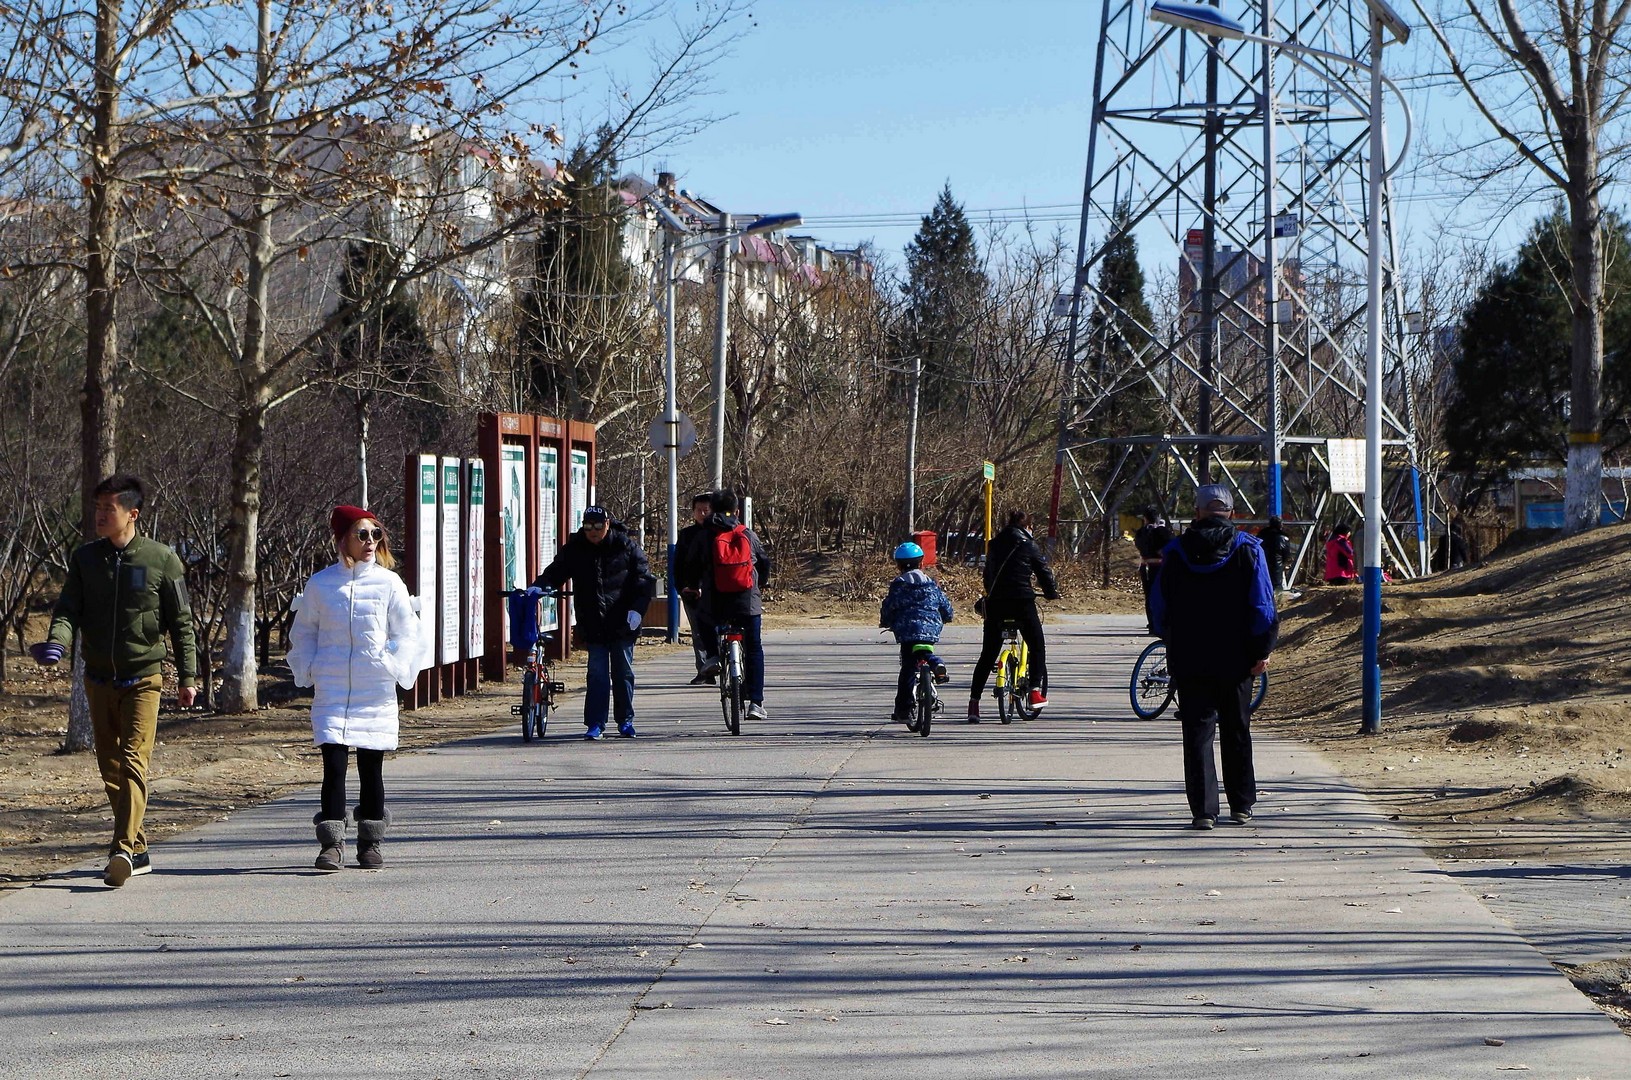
[879,541,954,725]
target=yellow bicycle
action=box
[992,621,1042,724]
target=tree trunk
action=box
[63,645,93,752]
[216,399,267,713]
[357,394,371,508]
[216,0,277,714]
[1564,178,1604,533]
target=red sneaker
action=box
[1027,689,1049,710]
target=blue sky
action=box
[599,1,1543,272]
[617,0,1101,266]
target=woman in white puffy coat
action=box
[287,505,429,872]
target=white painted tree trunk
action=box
[1564,441,1602,534]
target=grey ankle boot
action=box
[313,814,345,872]
[354,807,390,870]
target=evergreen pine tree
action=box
[1450,207,1631,474]
[902,183,987,410]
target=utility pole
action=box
[905,354,922,533]
[710,214,732,490]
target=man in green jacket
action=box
[32,474,199,887]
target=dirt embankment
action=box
[1263,522,1631,862]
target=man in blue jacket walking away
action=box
[1150,484,1279,830]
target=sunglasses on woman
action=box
[354,527,384,543]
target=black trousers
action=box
[1138,565,1158,630]
[1174,676,1256,819]
[320,743,385,822]
[969,597,1047,700]
[682,595,716,670]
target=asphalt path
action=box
[2,615,1628,1079]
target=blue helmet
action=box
[893,541,925,561]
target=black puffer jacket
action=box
[533,522,655,644]
[984,525,1059,602]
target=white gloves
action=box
[627,611,643,632]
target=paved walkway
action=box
[2,617,1628,1078]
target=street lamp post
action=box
[647,196,801,642]
[1148,0,1409,733]
[710,214,732,490]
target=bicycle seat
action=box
[910,643,937,654]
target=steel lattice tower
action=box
[1048,0,1426,580]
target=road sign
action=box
[648,413,698,458]
[1328,438,1366,494]
[982,460,995,481]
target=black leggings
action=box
[320,743,385,822]
[969,598,1048,700]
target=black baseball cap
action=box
[582,506,609,524]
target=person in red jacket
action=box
[1323,523,1358,585]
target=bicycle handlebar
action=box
[505,588,572,598]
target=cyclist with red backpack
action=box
[690,489,771,720]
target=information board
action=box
[499,444,527,642]
[1328,438,1366,495]
[570,448,590,531]
[415,455,436,645]
[465,459,484,659]
[538,445,560,632]
[438,457,461,664]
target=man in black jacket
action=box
[968,509,1059,722]
[530,506,655,739]
[675,492,717,684]
[1151,484,1279,830]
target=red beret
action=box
[330,504,374,538]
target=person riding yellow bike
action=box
[967,509,1059,722]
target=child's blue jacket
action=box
[879,569,954,643]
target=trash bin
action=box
[911,530,938,569]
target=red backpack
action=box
[712,524,756,593]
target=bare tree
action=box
[117,0,740,711]
[1413,0,1631,532]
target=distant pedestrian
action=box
[1323,523,1358,585]
[1448,516,1470,570]
[689,489,772,721]
[287,505,429,871]
[676,492,719,684]
[1257,515,1294,592]
[528,506,655,740]
[31,474,200,887]
[1150,484,1278,830]
[968,509,1060,721]
[1133,505,1173,634]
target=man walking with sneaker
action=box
[1150,484,1278,831]
[31,474,200,887]
[528,506,654,740]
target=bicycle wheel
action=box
[726,676,743,735]
[916,671,934,738]
[1015,664,1041,721]
[520,669,538,741]
[1250,670,1268,714]
[996,653,1018,724]
[534,667,551,739]
[1129,640,1175,720]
